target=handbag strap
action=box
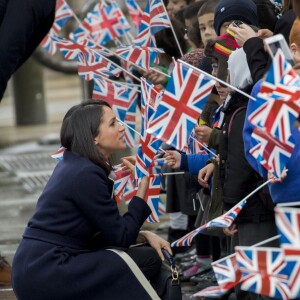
[107,249,160,299]
[162,249,179,284]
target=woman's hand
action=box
[121,156,136,173]
[139,231,172,261]
[136,176,149,199]
[223,223,238,236]
[164,150,181,169]
[198,163,214,188]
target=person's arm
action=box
[185,153,213,175]
[138,230,172,260]
[208,128,221,150]
[228,23,269,84]
[243,37,269,84]
[73,166,151,248]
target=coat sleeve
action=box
[72,166,151,248]
[243,37,269,84]
[185,153,214,175]
[208,128,221,150]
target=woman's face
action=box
[94,106,126,158]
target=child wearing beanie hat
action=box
[214,0,259,35]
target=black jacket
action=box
[243,10,296,84]
[218,89,274,223]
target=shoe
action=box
[181,261,212,280]
[190,269,214,283]
[179,257,197,270]
[195,270,217,290]
[0,255,11,286]
[174,247,196,262]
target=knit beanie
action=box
[204,32,240,82]
[214,0,259,35]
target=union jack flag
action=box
[53,36,91,60]
[275,207,300,298]
[40,0,74,54]
[113,164,131,204]
[52,0,74,33]
[147,60,215,151]
[261,49,296,93]
[72,1,130,46]
[70,25,91,45]
[145,176,165,222]
[133,0,171,47]
[123,175,137,203]
[77,51,122,80]
[124,0,143,32]
[236,246,290,300]
[248,50,300,146]
[133,22,156,47]
[206,199,247,228]
[93,78,135,128]
[41,31,58,55]
[93,78,126,103]
[250,127,293,178]
[171,199,247,247]
[51,146,66,161]
[184,130,208,154]
[116,46,164,70]
[193,286,228,298]
[212,255,242,292]
[171,223,207,247]
[135,78,163,181]
[141,77,163,109]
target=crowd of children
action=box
[144,0,300,299]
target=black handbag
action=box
[153,249,182,300]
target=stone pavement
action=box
[0,70,201,299]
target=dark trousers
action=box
[127,246,162,282]
[0,0,56,100]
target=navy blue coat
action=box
[12,151,154,300]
